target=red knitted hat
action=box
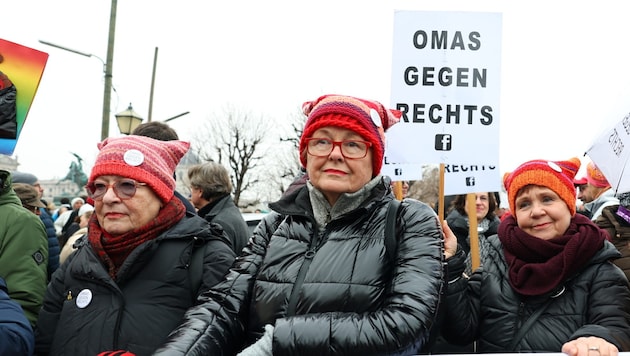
[586,162,611,188]
[503,157,581,216]
[299,94,401,176]
[89,135,190,203]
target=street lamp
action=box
[39,0,118,141]
[115,103,144,134]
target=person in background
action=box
[574,162,618,221]
[0,170,48,328]
[13,182,47,215]
[595,191,630,280]
[0,276,35,355]
[11,171,59,280]
[131,121,196,213]
[442,157,630,354]
[446,192,500,276]
[390,180,410,199]
[35,136,235,356]
[52,197,71,221]
[58,203,94,264]
[60,202,93,248]
[154,94,445,355]
[55,197,84,240]
[573,176,591,218]
[188,162,249,255]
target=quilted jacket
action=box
[154,177,445,356]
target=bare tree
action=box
[274,108,307,195]
[192,106,270,206]
[408,165,440,208]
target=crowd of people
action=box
[0,94,629,355]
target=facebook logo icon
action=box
[465,177,475,186]
[435,134,452,151]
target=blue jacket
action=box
[0,277,35,355]
[39,208,60,279]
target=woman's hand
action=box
[442,220,458,259]
[562,336,618,356]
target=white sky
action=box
[3,0,630,181]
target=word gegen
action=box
[404,66,487,87]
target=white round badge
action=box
[123,149,144,166]
[370,109,382,127]
[547,161,562,173]
[75,289,93,309]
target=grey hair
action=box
[187,162,233,200]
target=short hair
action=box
[453,192,497,220]
[131,121,179,141]
[187,162,233,200]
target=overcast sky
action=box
[3,0,630,181]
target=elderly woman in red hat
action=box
[154,94,446,356]
[34,136,235,356]
[441,157,630,355]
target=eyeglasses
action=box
[305,138,372,159]
[85,179,147,201]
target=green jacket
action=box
[0,170,48,326]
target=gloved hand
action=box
[237,324,274,356]
[97,351,136,356]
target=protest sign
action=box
[384,11,502,195]
[0,39,49,155]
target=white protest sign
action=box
[384,11,502,195]
[586,111,630,194]
[381,162,424,181]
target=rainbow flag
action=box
[0,39,48,155]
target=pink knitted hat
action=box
[586,162,611,188]
[300,94,401,176]
[89,135,190,203]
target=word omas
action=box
[405,30,485,88]
[397,30,494,126]
[609,114,630,157]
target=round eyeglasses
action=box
[85,179,147,200]
[305,138,372,159]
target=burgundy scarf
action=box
[498,213,607,296]
[88,197,185,279]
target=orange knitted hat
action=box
[586,162,611,188]
[503,157,581,216]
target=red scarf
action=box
[498,213,607,296]
[88,197,185,279]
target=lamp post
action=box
[39,0,118,141]
[115,103,144,135]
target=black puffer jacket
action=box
[442,234,630,352]
[154,177,445,356]
[34,213,235,356]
